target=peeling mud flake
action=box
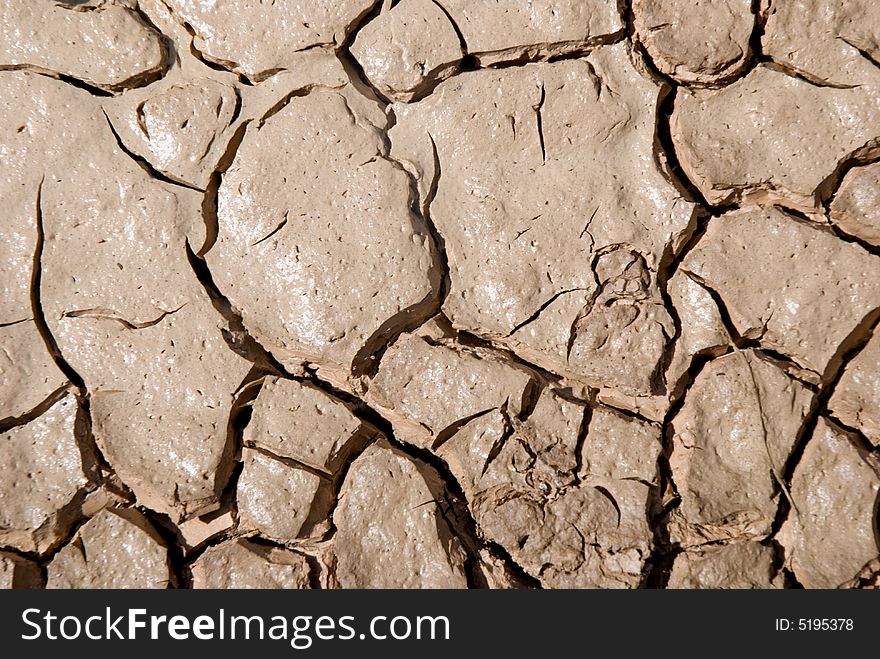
[779,418,880,589]
[0,0,167,92]
[244,376,372,472]
[671,65,880,210]
[830,162,880,247]
[682,207,880,378]
[210,88,438,387]
[351,0,463,102]
[633,0,753,84]
[669,350,814,545]
[0,551,41,589]
[47,508,170,589]
[828,329,880,447]
[367,331,533,448]
[163,0,376,80]
[668,543,783,589]
[192,538,311,589]
[568,250,675,398]
[391,43,694,392]
[237,448,333,543]
[0,392,89,554]
[332,441,468,588]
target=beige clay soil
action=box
[1,0,879,589]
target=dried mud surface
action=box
[1,0,879,590]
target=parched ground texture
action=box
[1,0,879,590]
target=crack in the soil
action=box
[431,1,467,54]
[816,147,880,246]
[838,36,880,72]
[767,306,880,549]
[298,367,538,588]
[13,0,875,591]
[640,339,735,586]
[0,383,70,435]
[762,59,861,90]
[184,242,296,376]
[197,119,250,256]
[61,304,186,331]
[825,412,880,460]
[350,127,451,379]
[534,83,547,163]
[101,109,205,191]
[346,0,627,105]
[335,0,393,105]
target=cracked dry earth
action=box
[2,0,880,592]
